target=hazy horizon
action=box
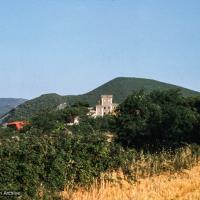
[1,1,200,99]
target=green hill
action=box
[2,77,200,121]
[0,98,27,117]
[74,77,199,105]
[3,94,66,121]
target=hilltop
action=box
[2,77,199,121]
[74,77,199,105]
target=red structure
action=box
[6,121,29,131]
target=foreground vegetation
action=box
[1,89,200,199]
[61,161,200,200]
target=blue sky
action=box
[0,0,200,99]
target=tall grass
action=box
[130,144,200,180]
[61,164,200,200]
[60,144,200,200]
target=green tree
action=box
[31,109,58,132]
[116,89,200,148]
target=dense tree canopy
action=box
[116,90,200,148]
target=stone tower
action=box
[96,95,113,116]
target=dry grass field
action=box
[61,163,200,200]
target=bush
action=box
[0,130,134,199]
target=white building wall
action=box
[95,95,114,117]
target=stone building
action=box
[95,95,118,117]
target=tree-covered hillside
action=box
[76,77,199,105]
[4,94,65,121]
[2,77,200,121]
[0,98,27,117]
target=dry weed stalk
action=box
[61,163,200,200]
[60,146,200,200]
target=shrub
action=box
[0,130,134,199]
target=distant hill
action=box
[0,98,27,117]
[2,77,200,122]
